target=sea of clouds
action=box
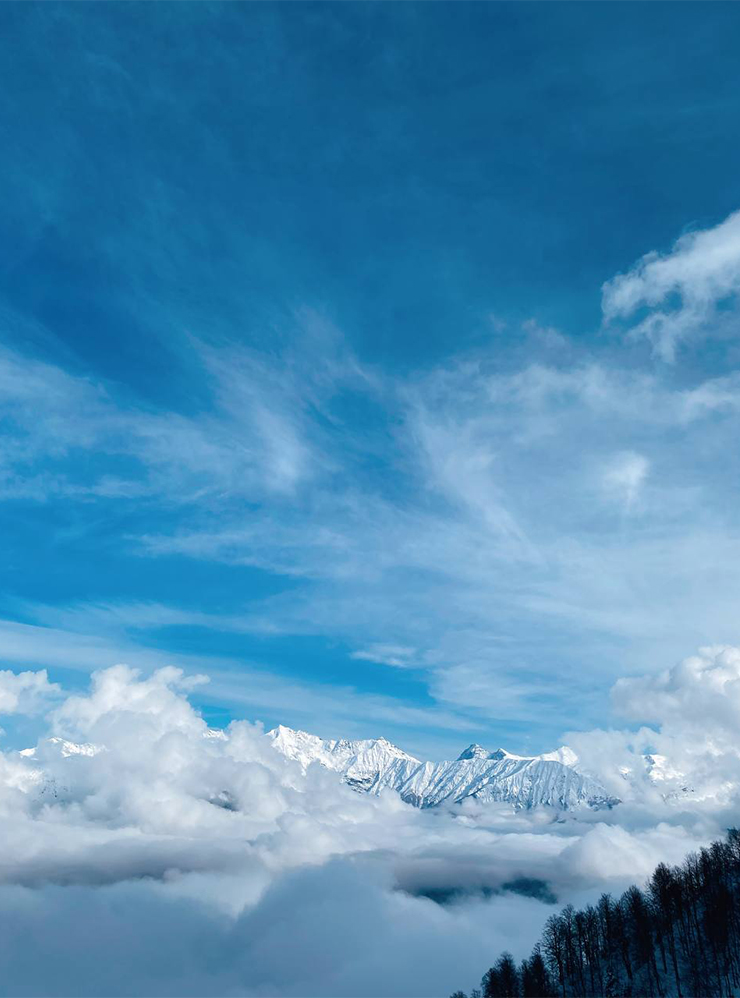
[0,648,739,996]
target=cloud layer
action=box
[0,656,737,995]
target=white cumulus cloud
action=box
[0,668,60,715]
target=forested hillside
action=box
[451,829,740,998]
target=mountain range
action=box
[267,725,620,810]
[20,726,691,814]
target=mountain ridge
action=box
[267,724,619,811]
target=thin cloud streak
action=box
[4,212,740,743]
[602,208,740,361]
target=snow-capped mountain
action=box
[268,725,421,791]
[20,736,101,760]
[267,726,619,810]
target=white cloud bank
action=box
[0,655,737,996]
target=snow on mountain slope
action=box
[268,724,421,791]
[267,726,619,810]
[20,736,101,760]
[373,753,616,810]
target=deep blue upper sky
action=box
[2,2,740,757]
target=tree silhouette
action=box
[482,953,520,997]
[451,828,740,998]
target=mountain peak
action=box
[269,724,303,740]
[457,744,519,761]
[457,743,490,761]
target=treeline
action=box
[450,828,740,998]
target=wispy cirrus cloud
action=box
[350,645,419,668]
[6,215,740,745]
[0,310,367,507]
[602,451,650,513]
[602,208,740,361]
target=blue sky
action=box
[2,2,740,757]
